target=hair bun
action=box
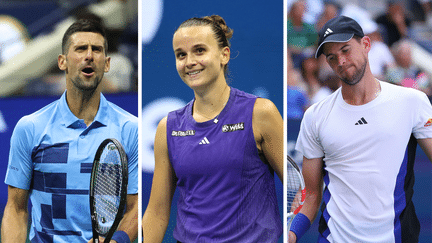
[204,15,233,40]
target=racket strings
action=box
[287,164,302,216]
[93,143,123,235]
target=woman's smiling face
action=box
[173,25,229,90]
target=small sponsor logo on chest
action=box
[222,122,245,132]
[171,130,195,136]
[355,117,368,125]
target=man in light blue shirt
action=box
[1,19,138,243]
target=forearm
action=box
[289,192,321,230]
[297,157,324,224]
[301,189,322,222]
[116,208,138,242]
[116,195,138,242]
[289,156,324,241]
[288,192,321,242]
[142,209,170,243]
[1,204,28,243]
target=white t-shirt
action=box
[296,81,432,242]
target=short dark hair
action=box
[62,19,108,54]
[353,35,363,42]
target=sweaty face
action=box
[59,32,110,92]
[323,37,369,86]
[173,26,228,90]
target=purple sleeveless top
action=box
[167,87,282,242]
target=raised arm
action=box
[142,117,177,243]
[252,98,284,181]
[1,186,29,243]
[289,156,324,243]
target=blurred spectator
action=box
[315,0,340,32]
[287,0,318,69]
[103,52,134,92]
[416,0,432,26]
[301,57,332,104]
[368,30,396,80]
[419,0,432,14]
[341,4,396,80]
[0,15,29,64]
[287,68,309,120]
[288,0,324,25]
[408,0,428,22]
[386,40,431,95]
[375,0,412,47]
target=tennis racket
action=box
[90,138,128,243]
[287,155,306,230]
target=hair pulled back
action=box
[176,15,233,76]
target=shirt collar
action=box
[59,91,109,128]
[93,93,109,126]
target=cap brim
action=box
[315,33,354,58]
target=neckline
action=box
[187,87,235,127]
[338,81,385,111]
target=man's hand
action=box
[87,236,117,243]
[288,231,297,243]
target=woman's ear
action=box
[221,46,230,65]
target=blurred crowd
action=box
[287,0,432,119]
[0,0,138,97]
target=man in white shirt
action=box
[289,15,432,243]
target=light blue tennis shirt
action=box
[5,91,138,243]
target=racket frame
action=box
[286,155,306,219]
[90,138,128,243]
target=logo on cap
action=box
[324,28,333,37]
[315,16,365,58]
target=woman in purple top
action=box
[143,15,283,242]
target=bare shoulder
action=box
[252,98,282,142]
[157,116,168,129]
[253,98,282,125]
[254,97,278,111]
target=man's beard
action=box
[71,76,102,92]
[339,59,367,86]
